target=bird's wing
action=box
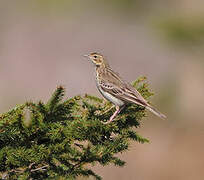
[99,68,149,107]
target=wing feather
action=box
[98,68,148,107]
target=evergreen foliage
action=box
[0,77,153,180]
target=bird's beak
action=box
[83,54,89,58]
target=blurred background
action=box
[0,0,204,179]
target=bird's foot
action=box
[102,114,116,124]
[102,106,123,124]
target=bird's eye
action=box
[94,55,97,58]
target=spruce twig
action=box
[0,78,153,179]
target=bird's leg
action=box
[109,106,120,122]
[104,106,124,124]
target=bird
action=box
[84,52,166,124]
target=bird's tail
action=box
[146,105,166,119]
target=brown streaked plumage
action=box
[84,52,166,124]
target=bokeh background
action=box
[1,0,204,179]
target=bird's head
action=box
[84,52,108,67]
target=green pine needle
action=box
[0,78,153,179]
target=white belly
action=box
[98,86,124,107]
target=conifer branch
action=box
[0,77,153,179]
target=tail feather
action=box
[146,106,166,119]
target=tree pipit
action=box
[84,52,166,124]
